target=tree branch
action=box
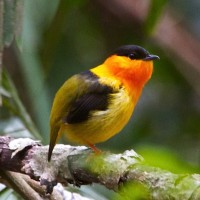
[0,170,43,200]
[0,136,200,199]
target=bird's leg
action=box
[87,143,101,154]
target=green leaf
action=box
[145,0,168,34]
[3,0,23,47]
[2,70,42,140]
[0,1,3,50]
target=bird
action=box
[48,45,159,161]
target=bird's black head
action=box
[112,45,159,61]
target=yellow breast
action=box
[60,85,134,145]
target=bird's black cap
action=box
[112,45,159,61]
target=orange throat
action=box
[105,55,153,102]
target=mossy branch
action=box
[0,136,200,200]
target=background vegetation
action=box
[1,0,200,199]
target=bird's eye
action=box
[128,53,135,60]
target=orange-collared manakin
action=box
[48,45,159,161]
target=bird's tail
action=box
[48,127,59,162]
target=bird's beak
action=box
[143,54,160,61]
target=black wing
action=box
[64,71,113,124]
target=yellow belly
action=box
[60,87,135,145]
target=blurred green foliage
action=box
[145,0,168,33]
[137,145,198,174]
[0,187,21,200]
[1,0,200,199]
[1,71,41,139]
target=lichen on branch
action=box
[0,136,200,200]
